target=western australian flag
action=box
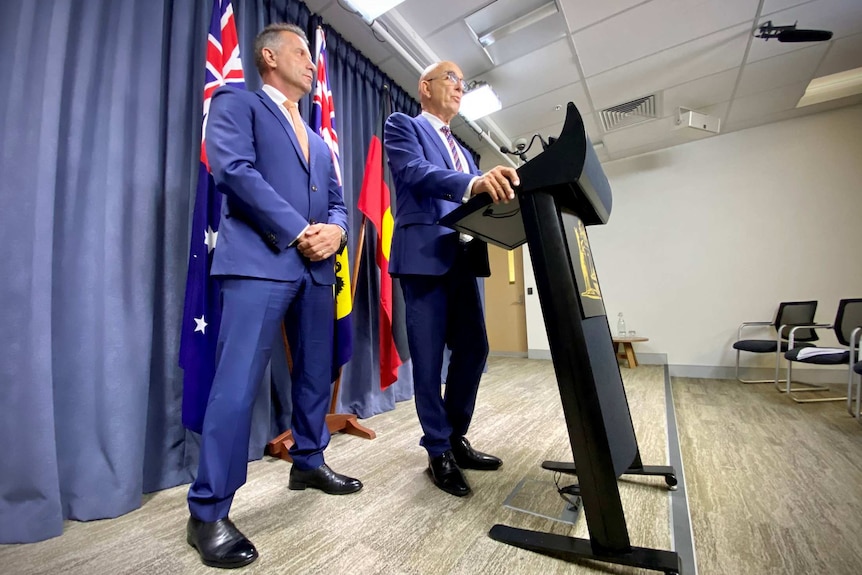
[179,0,245,434]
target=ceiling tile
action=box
[475,39,581,108]
[558,0,646,32]
[737,43,829,97]
[761,0,814,16]
[725,94,862,132]
[603,117,680,153]
[424,22,495,79]
[492,82,590,137]
[391,0,490,37]
[660,69,738,116]
[726,80,808,124]
[474,11,568,68]
[586,24,750,111]
[815,32,862,77]
[573,0,757,78]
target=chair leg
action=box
[736,350,787,384]
[783,360,845,403]
[856,373,862,423]
[769,354,820,393]
[849,370,862,419]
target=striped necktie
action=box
[284,100,309,162]
[440,126,464,172]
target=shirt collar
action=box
[261,84,294,107]
[421,111,449,132]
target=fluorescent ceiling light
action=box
[797,66,862,108]
[346,0,406,21]
[476,2,558,47]
[460,83,502,121]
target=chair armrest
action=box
[737,321,773,340]
[787,323,832,349]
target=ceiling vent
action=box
[600,94,658,132]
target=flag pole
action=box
[328,214,368,413]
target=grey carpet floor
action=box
[2,358,860,574]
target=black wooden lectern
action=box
[440,103,681,575]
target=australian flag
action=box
[179,0,245,434]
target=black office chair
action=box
[733,301,818,384]
[784,298,862,404]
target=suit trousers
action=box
[188,273,333,522]
[399,246,489,458]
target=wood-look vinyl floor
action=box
[2,358,859,574]
[672,375,862,575]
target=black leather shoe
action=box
[288,463,363,495]
[428,451,471,497]
[186,516,258,569]
[451,437,502,470]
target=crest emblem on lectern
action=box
[574,220,601,300]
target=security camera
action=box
[513,138,528,152]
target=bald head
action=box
[418,61,465,124]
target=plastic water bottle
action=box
[617,312,627,337]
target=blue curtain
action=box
[0,0,214,543]
[0,0,451,544]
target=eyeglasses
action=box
[426,71,468,92]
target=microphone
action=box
[500,139,528,163]
[755,20,833,42]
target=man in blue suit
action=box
[384,61,520,497]
[185,23,361,569]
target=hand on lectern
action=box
[471,165,520,204]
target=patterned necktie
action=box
[440,126,464,172]
[284,100,309,162]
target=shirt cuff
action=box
[289,224,309,247]
[462,177,479,203]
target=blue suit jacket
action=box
[205,86,347,283]
[383,112,488,277]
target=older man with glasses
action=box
[383,61,520,497]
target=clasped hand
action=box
[297,223,341,262]
[471,165,520,204]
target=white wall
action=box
[523,104,862,377]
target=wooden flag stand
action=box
[266,220,376,462]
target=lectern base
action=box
[489,524,681,575]
[542,460,678,489]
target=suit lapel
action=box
[416,115,455,171]
[257,90,310,172]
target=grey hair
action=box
[253,23,308,75]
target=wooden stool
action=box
[612,336,649,368]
